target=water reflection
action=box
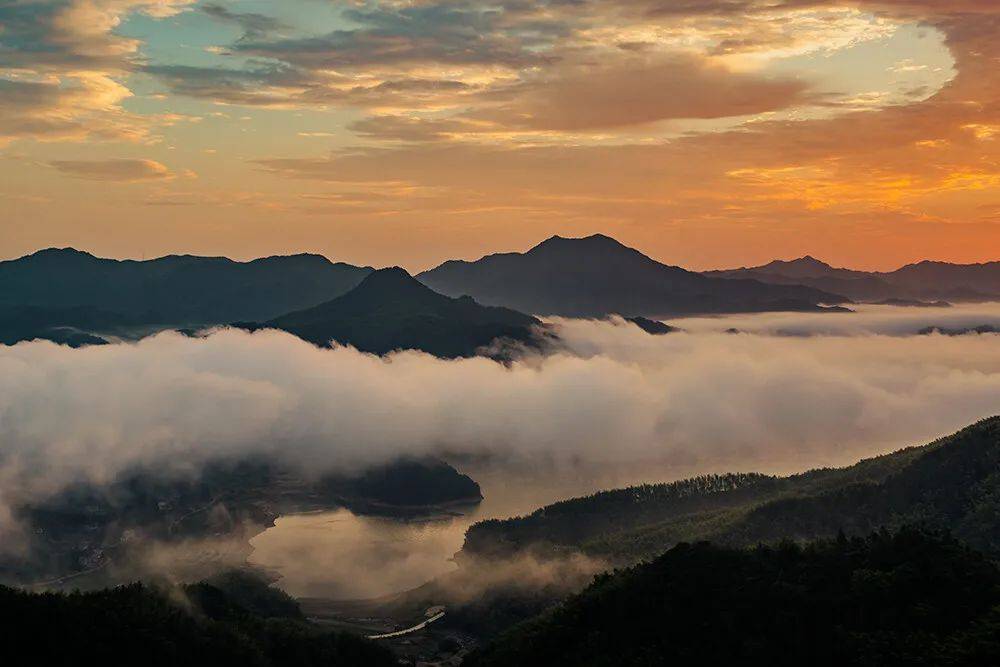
[249,454,897,599]
[249,463,644,599]
[249,508,471,598]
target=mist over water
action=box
[249,463,665,599]
[246,304,1000,598]
[2,303,999,574]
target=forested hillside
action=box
[0,571,393,666]
[466,529,1000,667]
[463,417,1000,562]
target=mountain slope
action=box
[466,529,1000,667]
[706,257,898,301]
[0,248,373,327]
[0,575,395,667]
[708,256,1000,302]
[462,417,1000,563]
[887,260,1000,299]
[249,267,541,357]
[418,235,848,317]
[0,305,123,346]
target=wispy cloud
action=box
[50,158,176,182]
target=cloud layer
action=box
[1,306,999,544]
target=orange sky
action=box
[1,0,998,271]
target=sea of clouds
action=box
[1,303,999,544]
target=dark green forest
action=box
[463,416,1000,562]
[0,571,394,667]
[466,528,1000,666]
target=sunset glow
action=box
[2,0,998,270]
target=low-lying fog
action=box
[2,303,999,593]
[249,462,671,599]
[667,301,1000,336]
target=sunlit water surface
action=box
[249,463,697,599]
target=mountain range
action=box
[707,255,1000,302]
[3,238,1000,352]
[418,234,848,317]
[0,247,373,325]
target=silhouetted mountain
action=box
[0,305,120,346]
[756,256,868,280]
[0,248,373,328]
[417,235,848,317]
[322,457,482,509]
[0,574,395,667]
[888,260,1000,299]
[707,257,896,300]
[466,529,1000,667]
[624,316,678,334]
[245,267,541,357]
[709,256,1000,302]
[462,417,1000,563]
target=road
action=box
[366,611,446,640]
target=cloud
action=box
[475,54,812,131]
[0,1,195,145]
[144,62,479,110]
[4,0,1000,272]
[0,74,151,144]
[200,3,287,40]
[143,0,833,130]
[0,0,195,71]
[1,306,999,545]
[49,158,175,181]
[348,114,488,142]
[231,2,561,71]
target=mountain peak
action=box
[755,255,839,279]
[364,265,416,281]
[249,252,332,266]
[530,233,631,255]
[352,266,427,296]
[257,264,538,357]
[792,255,831,267]
[765,255,831,269]
[25,247,97,261]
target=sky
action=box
[0,0,998,272]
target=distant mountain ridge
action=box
[0,247,374,326]
[0,305,124,347]
[241,267,542,358]
[707,255,1000,302]
[4,241,999,348]
[418,234,848,317]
